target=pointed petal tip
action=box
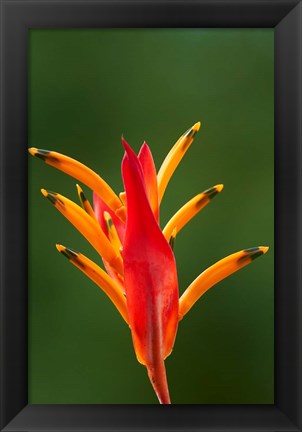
[41,189,59,205]
[76,183,85,201]
[41,188,48,197]
[41,188,56,198]
[121,136,128,149]
[29,148,52,161]
[119,191,126,205]
[56,243,71,260]
[193,121,201,132]
[56,244,64,253]
[121,138,139,164]
[244,246,269,261]
[140,141,149,152]
[28,147,37,156]
[184,122,201,138]
[203,185,223,199]
[56,244,78,259]
[121,137,135,157]
[184,121,201,137]
[103,210,112,224]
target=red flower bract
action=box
[122,139,178,404]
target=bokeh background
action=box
[28,29,274,404]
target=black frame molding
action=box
[0,0,301,431]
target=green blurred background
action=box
[28,29,274,404]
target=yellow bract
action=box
[157,121,201,203]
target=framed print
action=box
[0,0,301,431]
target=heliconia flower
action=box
[28,122,269,404]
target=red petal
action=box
[93,192,125,244]
[121,139,179,368]
[138,142,159,221]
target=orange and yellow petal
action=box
[76,184,98,221]
[29,148,124,219]
[179,246,269,319]
[157,122,201,203]
[163,184,223,242]
[41,189,123,275]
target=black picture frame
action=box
[0,0,301,431]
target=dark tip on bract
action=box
[244,247,259,253]
[43,190,65,206]
[204,186,219,199]
[46,192,58,205]
[60,247,78,260]
[65,247,79,258]
[183,126,196,139]
[35,149,51,161]
[237,247,263,264]
[169,235,176,251]
[79,190,87,203]
[60,249,71,260]
[245,247,264,261]
[181,129,195,151]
